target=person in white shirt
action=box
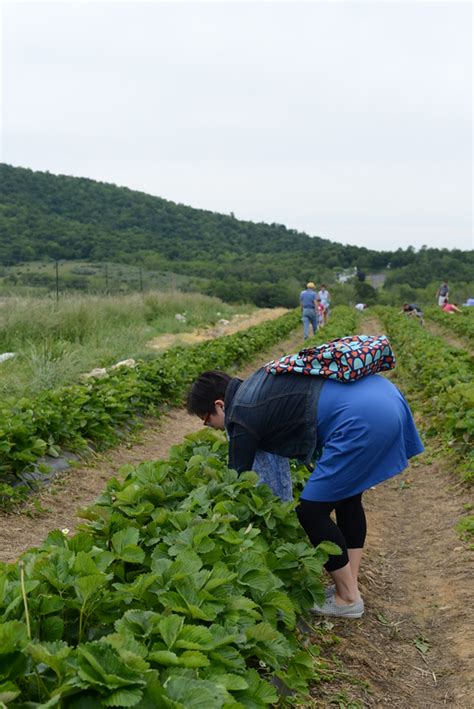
[318,285,330,324]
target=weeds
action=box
[0,291,252,398]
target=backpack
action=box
[265,335,395,382]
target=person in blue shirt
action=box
[299,282,318,340]
[187,366,424,620]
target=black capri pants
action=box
[296,494,367,572]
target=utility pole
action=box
[139,267,143,292]
[104,263,109,293]
[55,261,59,301]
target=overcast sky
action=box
[1,0,472,251]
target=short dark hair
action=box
[186,370,231,416]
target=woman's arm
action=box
[227,423,260,474]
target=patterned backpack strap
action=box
[265,335,396,381]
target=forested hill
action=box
[1,163,472,306]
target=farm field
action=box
[424,306,474,348]
[0,291,259,399]
[0,260,206,298]
[0,306,472,707]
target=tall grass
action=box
[0,292,253,398]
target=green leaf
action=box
[112,527,145,564]
[39,595,65,615]
[209,646,246,672]
[41,615,65,641]
[114,484,142,506]
[234,669,278,707]
[73,551,100,576]
[414,636,430,655]
[157,614,184,649]
[260,590,296,628]
[74,573,108,604]
[103,632,148,660]
[0,621,28,655]
[316,540,342,556]
[207,673,249,691]
[148,650,179,666]
[115,610,161,639]
[204,562,238,591]
[0,681,21,703]
[169,550,203,577]
[164,677,229,709]
[101,688,144,707]
[179,650,210,668]
[245,622,281,643]
[27,641,71,678]
[77,642,146,689]
[174,625,214,650]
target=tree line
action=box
[0,163,472,307]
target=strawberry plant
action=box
[375,306,473,482]
[0,429,336,706]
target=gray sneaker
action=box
[311,595,364,619]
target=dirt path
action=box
[147,307,289,350]
[1,314,472,706]
[313,462,473,707]
[424,320,471,351]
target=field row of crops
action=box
[424,305,474,346]
[375,306,473,481]
[0,307,361,508]
[0,310,299,506]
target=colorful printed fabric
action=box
[265,335,396,382]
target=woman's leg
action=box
[334,493,367,594]
[296,498,360,605]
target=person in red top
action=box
[316,298,325,327]
[442,299,461,314]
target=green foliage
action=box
[354,281,377,304]
[456,515,474,543]
[0,310,300,505]
[1,164,472,307]
[379,280,473,310]
[374,307,474,482]
[0,430,332,706]
[425,306,474,346]
[0,291,252,399]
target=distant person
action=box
[436,281,449,306]
[299,282,318,340]
[400,303,424,326]
[355,303,367,311]
[442,299,462,314]
[316,298,325,327]
[318,284,331,324]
